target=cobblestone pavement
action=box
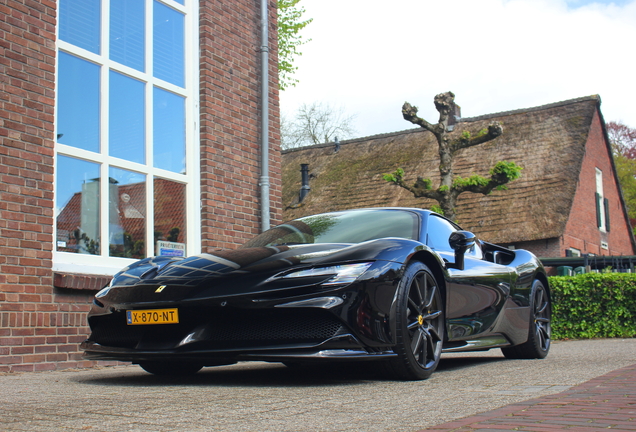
[1,339,635,431]
[425,362,636,431]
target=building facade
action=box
[281,96,635,263]
[1,0,282,372]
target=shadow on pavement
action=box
[72,353,509,388]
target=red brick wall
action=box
[0,0,108,372]
[199,0,282,250]
[562,110,635,256]
[508,238,562,258]
[1,0,282,372]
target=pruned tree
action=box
[277,0,312,91]
[281,102,357,149]
[384,92,522,222]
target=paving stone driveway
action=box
[1,339,635,431]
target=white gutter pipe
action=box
[259,0,271,231]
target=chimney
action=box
[299,164,310,203]
[447,103,461,132]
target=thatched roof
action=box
[281,96,603,244]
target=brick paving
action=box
[424,363,636,431]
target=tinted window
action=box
[426,215,457,252]
[241,210,419,248]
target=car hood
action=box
[110,238,424,288]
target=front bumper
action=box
[81,335,397,364]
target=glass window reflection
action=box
[153,87,185,173]
[153,1,185,87]
[59,0,101,54]
[426,215,457,252]
[56,155,101,255]
[57,52,100,153]
[110,0,145,71]
[109,167,146,258]
[154,178,187,256]
[109,71,145,163]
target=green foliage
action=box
[548,273,636,339]
[461,131,471,140]
[452,174,489,188]
[613,154,636,222]
[382,167,405,184]
[429,205,444,215]
[489,160,523,180]
[277,0,312,90]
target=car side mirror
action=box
[448,231,476,270]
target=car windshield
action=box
[240,209,419,248]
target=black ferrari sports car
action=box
[81,208,551,380]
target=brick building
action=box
[1,0,282,372]
[282,96,635,261]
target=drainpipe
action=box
[259,0,270,231]
[299,164,310,203]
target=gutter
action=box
[259,0,270,231]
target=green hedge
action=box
[548,273,636,339]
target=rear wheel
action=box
[502,279,551,359]
[138,361,203,376]
[386,262,444,380]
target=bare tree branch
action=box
[451,122,503,153]
[281,102,357,149]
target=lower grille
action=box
[88,308,344,350]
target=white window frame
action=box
[596,168,606,233]
[53,0,200,276]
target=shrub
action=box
[548,273,636,339]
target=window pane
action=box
[109,167,146,258]
[110,0,145,71]
[153,1,184,87]
[59,0,101,54]
[109,71,145,163]
[56,155,101,255]
[57,52,100,152]
[154,178,186,256]
[153,87,185,173]
[426,215,457,252]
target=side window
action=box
[426,215,483,259]
[426,215,457,252]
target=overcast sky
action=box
[280,0,636,140]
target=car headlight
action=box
[281,262,373,286]
[95,278,114,298]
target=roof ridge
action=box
[281,128,423,154]
[281,95,601,154]
[459,95,600,123]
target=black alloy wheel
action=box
[138,361,203,376]
[502,279,551,359]
[387,262,445,380]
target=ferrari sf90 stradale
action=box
[82,208,551,380]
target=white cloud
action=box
[281,0,636,138]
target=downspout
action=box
[259,0,271,231]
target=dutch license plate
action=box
[126,308,179,325]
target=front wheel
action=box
[138,361,203,376]
[386,262,445,380]
[502,279,551,359]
